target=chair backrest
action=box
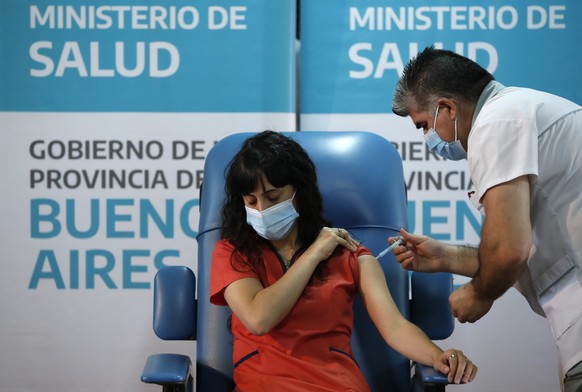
[196,131,413,391]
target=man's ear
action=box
[436,98,458,120]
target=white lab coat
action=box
[467,81,582,377]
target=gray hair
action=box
[392,46,494,117]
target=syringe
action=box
[375,238,403,259]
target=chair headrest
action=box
[198,131,407,236]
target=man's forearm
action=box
[446,244,480,277]
[471,247,527,300]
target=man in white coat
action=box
[390,46,582,391]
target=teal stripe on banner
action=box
[301,0,582,114]
[0,0,296,112]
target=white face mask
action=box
[245,193,299,240]
[424,106,467,161]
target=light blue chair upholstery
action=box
[141,131,454,392]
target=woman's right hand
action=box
[435,349,477,384]
[308,227,358,262]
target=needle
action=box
[376,238,403,259]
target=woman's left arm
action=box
[358,254,477,384]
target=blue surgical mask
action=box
[424,106,467,161]
[245,193,299,240]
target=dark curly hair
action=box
[221,131,331,283]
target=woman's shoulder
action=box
[332,243,372,268]
[355,243,372,257]
[214,238,236,252]
[328,243,372,262]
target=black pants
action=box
[565,361,582,392]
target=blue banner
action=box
[1,0,295,112]
[301,0,582,114]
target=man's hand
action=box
[390,228,449,273]
[449,282,494,323]
[391,228,479,277]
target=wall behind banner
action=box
[300,0,582,391]
[0,1,295,391]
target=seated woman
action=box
[210,131,477,391]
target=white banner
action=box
[0,0,296,390]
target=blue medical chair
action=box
[141,131,455,392]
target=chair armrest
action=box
[141,353,192,385]
[153,266,197,340]
[414,363,449,384]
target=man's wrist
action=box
[446,244,478,276]
[471,274,502,301]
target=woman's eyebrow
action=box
[243,187,279,198]
[263,188,281,195]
